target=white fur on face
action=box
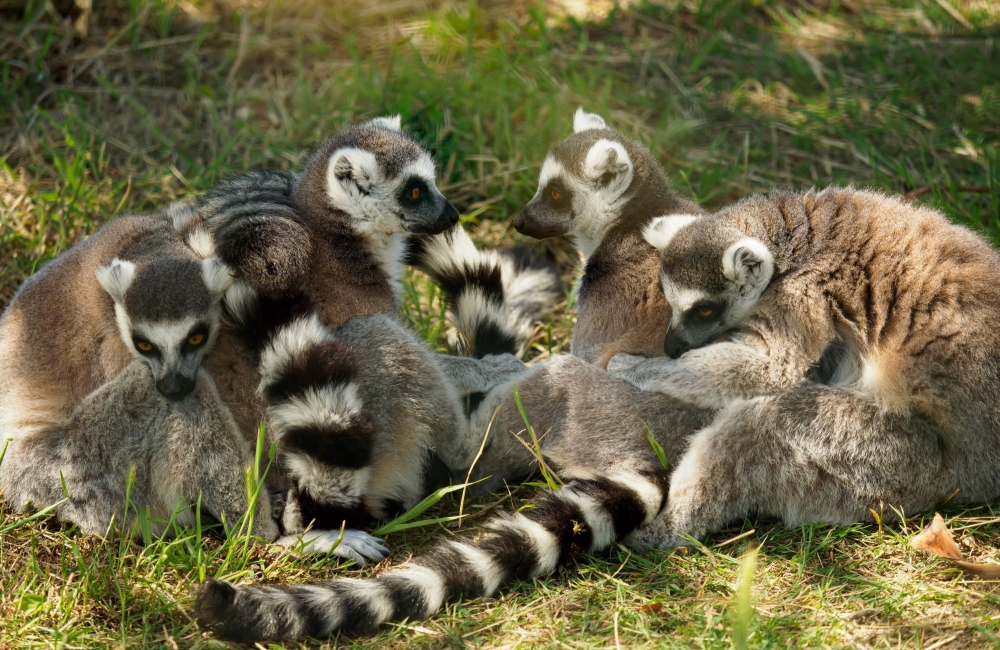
[573,107,607,133]
[660,274,710,327]
[530,141,635,259]
[574,140,634,257]
[325,148,438,252]
[130,315,215,381]
[643,214,700,251]
[95,258,136,304]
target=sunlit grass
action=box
[1,0,999,647]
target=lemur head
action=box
[300,115,459,242]
[643,212,775,358]
[513,108,671,258]
[96,250,232,401]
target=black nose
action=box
[512,209,527,233]
[664,330,690,359]
[443,200,459,225]
[156,373,196,401]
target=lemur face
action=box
[514,109,635,257]
[96,255,232,401]
[643,215,774,358]
[321,116,459,241]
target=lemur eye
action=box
[136,341,154,352]
[188,333,205,346]
[550,190,561,201]
[696,307,715,319]
[410,186,421,200]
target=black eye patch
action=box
[543,180,572,209]
[133,337,159,356]
[686,301,726,323]
[183,324,210,352]
[401,178,429,204]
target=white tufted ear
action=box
[201,258,234,299]
[328,147,380,195]
[584,139,633,194]
[95,258,136,304]
[573,107,607,133]
[366,115,402,131]
[722,237,774,298]
[643,214,700,251]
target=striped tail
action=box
[405,225,562,359]
[193,469,667,643]
[257,314,376,530]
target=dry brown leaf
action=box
[910,513,1000,578]
[910,513,963,560]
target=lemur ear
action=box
[201,258,234,299]
[95,258,136,304]
[328,147,378,194]
[366,115,402,131]
[584,139,633,192]
[573,107,607,133]
[643,214,700,251]
[722,238,774,297]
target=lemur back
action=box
[608,186,1000,548]
[0,212,276,539]
[172,117,540,559]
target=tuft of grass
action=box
[1,0,999,647]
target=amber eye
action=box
[550,190,561,201]
[410,186,421,200]
[188,333,205,346]
[136,341,154,352]
[696,307,715,319]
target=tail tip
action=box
[193,578,237,629]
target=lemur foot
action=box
[276,529,390,565]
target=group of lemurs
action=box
[1,108,999,642]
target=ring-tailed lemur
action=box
[514,108,705,367]
[0,213,277,539]
[191,115,715,643]
[171,117,551,558]
[607,186,1000,547]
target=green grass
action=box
[2,0,1000,646]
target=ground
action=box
[1,0,999,647]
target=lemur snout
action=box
[664,329,690,359]
[156,372,196,401]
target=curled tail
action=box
[405,225,562,358]
[194,469,667,643]
[257,314,376,530]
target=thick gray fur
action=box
[0,210,277,540]
[609,187,1000,547]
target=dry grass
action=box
[2,0,1000,647]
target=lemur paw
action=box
[482,353,527,384]
[606,353,647,382]
[276,529,390,565]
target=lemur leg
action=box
[434,353,527,395]
[642,383,950,549]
